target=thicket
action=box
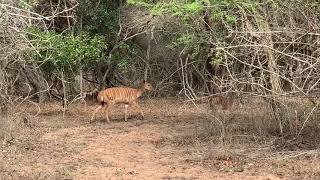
[1,0,320,143]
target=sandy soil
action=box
[0,99,292,179]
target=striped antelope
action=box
[90,80,153,123]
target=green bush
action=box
[26,27,106,73]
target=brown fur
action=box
[209,95,234,110]
[90,81,153,123]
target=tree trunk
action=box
[255,11,284,134]
[0,68,8,116]
[257,19,282,95]
[61,71,67,118]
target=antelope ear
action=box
[142,79,146,84]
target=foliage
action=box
[168,34,194,48]
[127,0,151,7]
[25,0,128,72]
[73,0,136,70]
[26,27,106,73]
[75,0,120,38]
[129,0,286,66]
[18,0,39,8]
[128,0,203,17]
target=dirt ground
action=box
[1,98,319,179]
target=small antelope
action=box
[209,95,234,110]
[90,80,153,123]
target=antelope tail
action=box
[97,92,106,106]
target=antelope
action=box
[208,95,234,110]
[90,80,153,123]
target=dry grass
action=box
[0,97,320,179]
